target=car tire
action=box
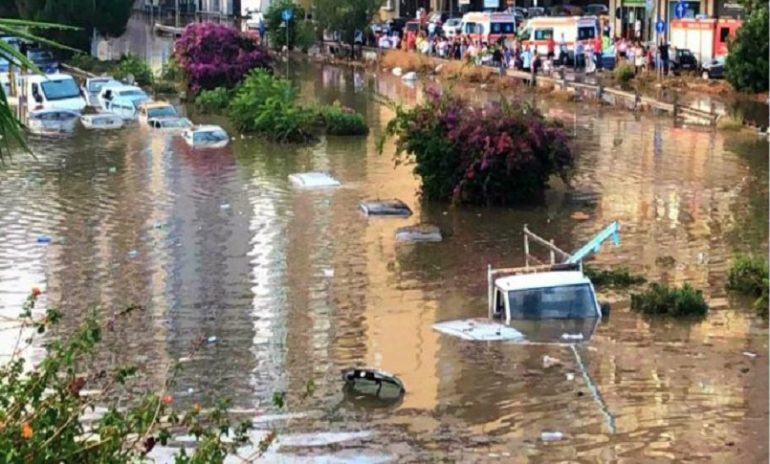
[701,70,709,80]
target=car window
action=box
[577,26,595,40]
[534,28,553,40]
[41,79,79,101]
[491,22,514,34]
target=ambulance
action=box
[460,12,517,44]
[517,16,599,56]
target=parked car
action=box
[148,116,193,131]
[182,125,229,149]
[81,77,119,107]
[27,48,58,73]
[137,101,177,125]
[671,48,699,74]
[443,17,462,37]
[700,56,725,79]
[26,108,79,135]
[97,84,148,113]
[527,7,546,17]
[584,4,609,16]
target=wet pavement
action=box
[0,18,768,463]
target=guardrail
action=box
[317,42,721,126]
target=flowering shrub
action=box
[380,90,574,205]
[174,22,272,94]
[0,290,276,462]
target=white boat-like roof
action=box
[288,172,341,188]
[495,271,590,292]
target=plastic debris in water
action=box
[543,355,561,368]
[207,336,218,344]
[108,167,117,173]
[220,204,231,210]
[341,368,405,402]
[561,333,584,341]
[37,235,51,244]
[541,431,564,442]
[128,250,139,258]
[743,352,758,358]
[323,268,334,278]
[566,372,575,381]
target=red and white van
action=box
[460,12,517,44]
[518,16,599,55]
[670,18,741,63]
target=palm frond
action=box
[0,18,79,30]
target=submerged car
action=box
[138,101,178,124]
[182,125,229,149]
[80,112,124,130]
[27,108,79,135]
[82,77,118,107]
[148,116,193,131]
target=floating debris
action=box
[570,211,590,221]
[543,355,561,368]
[541,431,564,442]
[127,250,139,258]
[288,172,341,188]
[359,199,412,217]
[566,372,575,381]
[322,268,334,278]
[743,351,758,358]
[108,167,117,174]
[341,368,405,401]
[561,333,584,341]
[401,71,417,81]
[395,224,442,242]
[391,67,403,76]
[220,203,231,210]
[36,235,51,244]
[207,336,218,344]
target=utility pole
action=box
[175,0,180,28]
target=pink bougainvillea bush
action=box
[174,22,272,94]
[380,89,574,206]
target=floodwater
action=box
[2,26,770,464]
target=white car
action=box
[97,84,148,113]
[148,116,193,131]
[443,18,462,38]
[81,76,118,107]
[182,125,229,149]
[80,112,124,130]
[27,108,80,135]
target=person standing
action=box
[594,34,603,71]
[658,40,670,75]
[546,35,555,61]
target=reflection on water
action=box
[1,52,768,461]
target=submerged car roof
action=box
[495,271,590,291]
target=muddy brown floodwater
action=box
[0,48,768,461]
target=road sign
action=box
[674,1,686,19]
[655,19,665,33]
[281,8,293,22]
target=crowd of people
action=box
[367,27,672,76]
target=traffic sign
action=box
[281,8,293,22]
[674,1,686,19]
[655,19,665,33]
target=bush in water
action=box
[115,54,154,87]
[585,266,646,288]
[613,63,635,86]
[195,87,232,113]
[174,22,272,94]
[316,102,369,136]
[380,89,574,205]
[228,70,316,142]
[630,283,709,318]
[726,255,769,317]
[0,291,273,462]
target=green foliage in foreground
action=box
[316,102,369,136]
[585,266,646,288]
[630,283,709,318]
[195,87,232,114]
[226,71,369,142]
[0,291,272,462]
[726,255,769,318]
[725,4,769,92]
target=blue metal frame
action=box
[564,221,621,264]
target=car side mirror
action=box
[600,302,611,319]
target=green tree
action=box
[265,0,306,49]
[10,0,132,51]
[725,3,768,92]
[314,0,383,56]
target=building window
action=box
[719,27,730,42]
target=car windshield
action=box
[118,89,146,98]
[194,130,227,143]
[147,106,177,118]
[507,284,597,319]
[88,80,111,92]
[41,78,79,101]
[29,50,52,61]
